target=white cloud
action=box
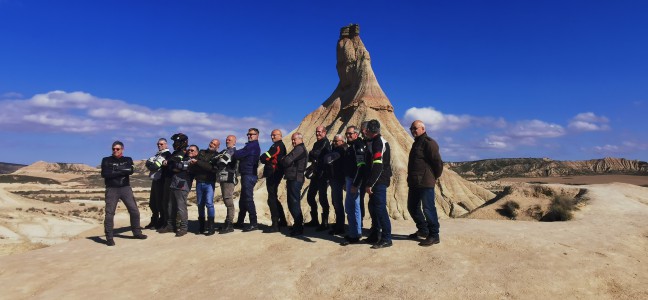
[568,112,610,132]
[507,120,565,138]
[0,90,287,141]
[401,106,504,131]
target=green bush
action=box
[541,196,576,222]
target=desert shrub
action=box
[496,200,520,219]
[0,175,60,184]
[533,185,554,197]
[541,195,576,222]
[526,204,543,220]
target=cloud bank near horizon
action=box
[0,90,289,144]
[401,106,646,161]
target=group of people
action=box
[100,119,444,250]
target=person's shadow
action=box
[87,226,139,245]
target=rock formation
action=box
[271,24,495,219]
[448,157,648,180]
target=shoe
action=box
[371,240,393,249]
[419,236,440,247]
[198,217,205,234]
[408,231,428,240]
[133,233,148,240]
[175,230,187,237]
[157,226,174,234]
[289,228,304,236]
[264,225,280,233]
[304,219,319,227]
[278,220,288,228]
[205,217,216,236]
[340,236,360,246]
[316,224,329,232]
[219,221,234,234]
[242,224,258,232]
[106,238,115,246]
[233,222,244,229]
[144,223,156,230]
[329,227,345,235]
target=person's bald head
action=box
[208,139,220,152]
[271,129,282,142]
[409,120,426,138]
[226,135,236,148]
[291,132,303,147]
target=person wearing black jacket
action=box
[407,120,444,247]
[281,132,308,237]
[323,134,347,235]
[363,120,393,249]
[158,133,193,237]
[340,126,366,245]
[100,141,147,246]
[189,139,219,235]
[260,129,288,233]
[305,126,331,231]
[144,138,171,230]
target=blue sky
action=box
[1,0,647,165]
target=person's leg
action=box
[221,182,235,224]
[175,189,189,236]
[305,179,319,226]
[344,177,361,239]
[246,175,258,226]
[317,178,330,230]
[421,188,440,239]
[266,176,281,229]
[104,187,119,242]
[196,182,207,233]
[370,184,391,249]
[287,180,304,234]
[120,186,143,236]
[329,179,344,234]
[158,177,171,228]
[407,187,428,237]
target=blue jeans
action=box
[330,178,345,231]
[370,184,391,242]
[196,181,215,218]
[344,177,362,239]
[407,187,439,237]
[286,180,304,231]
[237,175,258,225]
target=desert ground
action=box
[0,177,647,299]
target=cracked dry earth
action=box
[0,183,647,299]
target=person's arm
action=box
[351,143,366,188]
[233,143,250,159]
[425,139,443,179]
[365,139,384,188]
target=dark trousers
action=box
[160,177,171,226]
[360,182,367,220]
[236,174,258,225]
[306,176,329,221]
[149,179,165,222]
[369,184,391,242]
[168,188,188,231]
[104,186,141,238]
[329,178,345,231]
[286,180,304,231]
[407,187,440,237]
[266,175,287,226]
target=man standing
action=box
[215,135,238,234]
[233,128,261,232]
[340,126,366,245]
[323,134,347,235]
[281,132,308,236]
[305,126,331,231]
[158,133,192,237]
[189,139,219,235]
[260,129,288,233]
[364,120,393,249]
[407,120,444,247]
[144,138,171,230]
[100,141,147,246]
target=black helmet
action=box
[171,133,188,150]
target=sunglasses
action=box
[112,148,122,151]
[345,132,356,135]
[247,133,257,136]
[188,149,197,152]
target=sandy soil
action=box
[0,181,647,299]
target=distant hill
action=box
[0,162,27,174]
[447,157,648,180]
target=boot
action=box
[316,213,329,232]
[304,211,319,227]
[364,229,381,245]
[144,216,157,230]
[157,224,174,233]
[419,235,440,247]
[198,217,205,234]
[205,217,216,236]
[219,221,234,234]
